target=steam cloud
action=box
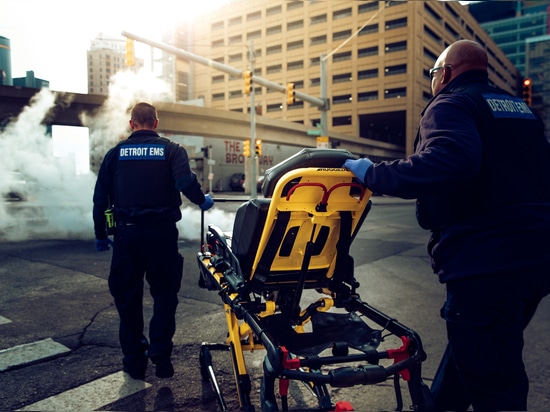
[0,69,235,242]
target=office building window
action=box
[358,91,378,101]
[267,45,282,55]
[267,5,282,16]
[424,25,442,45]
[229,35,242,45]
[288,101,304,109]
[333,73,352,83]
[247,11,261,21]
[311,35,327,46]
[445,3,460,21]
[288,61,304,70]
[287,1,303,11]
[248,30,261,40]
[333,51,352,63]
[423,47,438,61]
[212,92,225,101]
[445,22,459,39]
[229,16,242,26]
[229,53,242,63]
[266,64,282,74]
[385,17,407,30]
[267,25,282,36]
[212,21,223,31]
[359,24,378,36]
[384,87,406,99]
[385,41,407,53]
[311,14,327,25]
[287,40,303,51]
[358,46,378,58]
[358,2,378,13]
[333,94,352,104]
[288,20,304,31]
[385,64,407,76]
[333,30,352,41]
[358,68,378,79]
[267,103,282,112]
[333,8,352,20]
[333,116,352,126]
[424,3,442,23]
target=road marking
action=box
[0,315,11,325]
[0,338,70,372]
[18,371,151,411]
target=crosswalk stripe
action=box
[0,338,70,372]
[0,315,11,325]
[18,372,151,411]
[18,371,151,411]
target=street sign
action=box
[316,136,330,148]
[307,129,322,136]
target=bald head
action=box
[431,40,488,95]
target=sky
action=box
[0,0,237,241]
[0,0,232,93]
[1,0,475,94]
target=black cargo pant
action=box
[108,222,183,368]
[430,269,550,411]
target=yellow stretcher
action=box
[197,148,434,411]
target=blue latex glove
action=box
[96,238,113,252]
[199,194,214,211]
[342,158,373,185]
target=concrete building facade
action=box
[13,70,49,89]
[0,36,12,86]
[468,1,549,77]
[526,34,550,142]
[87,34,143,96]
[188,1,519,158]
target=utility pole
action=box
[248,40,257,198]
[320,53,329,136]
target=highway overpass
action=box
[0,85,404,159]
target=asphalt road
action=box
[0,197,549,411]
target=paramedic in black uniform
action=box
[93,102,214,380]
[344,40,550,411]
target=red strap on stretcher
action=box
[387,336,412,381]
[281,346,301,369]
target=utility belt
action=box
[116,219,176,228]
[105,208,176,232]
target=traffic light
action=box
[255,139,262,156]
[243,70,253,95]
[125,38,135,66]
[286,82,295,105]
[522,78,532,106]
[243,139,251,157]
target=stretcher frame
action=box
[197,148,434,411]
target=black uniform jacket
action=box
[93,130,206,240]
[364,71,550,282]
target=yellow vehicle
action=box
[197,148,433,411]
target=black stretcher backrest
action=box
[231,148,364,284]
[261,148,356,198]
[231,198,271,277]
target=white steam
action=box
[0,69,236,242]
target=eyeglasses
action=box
[429,64,453,78]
